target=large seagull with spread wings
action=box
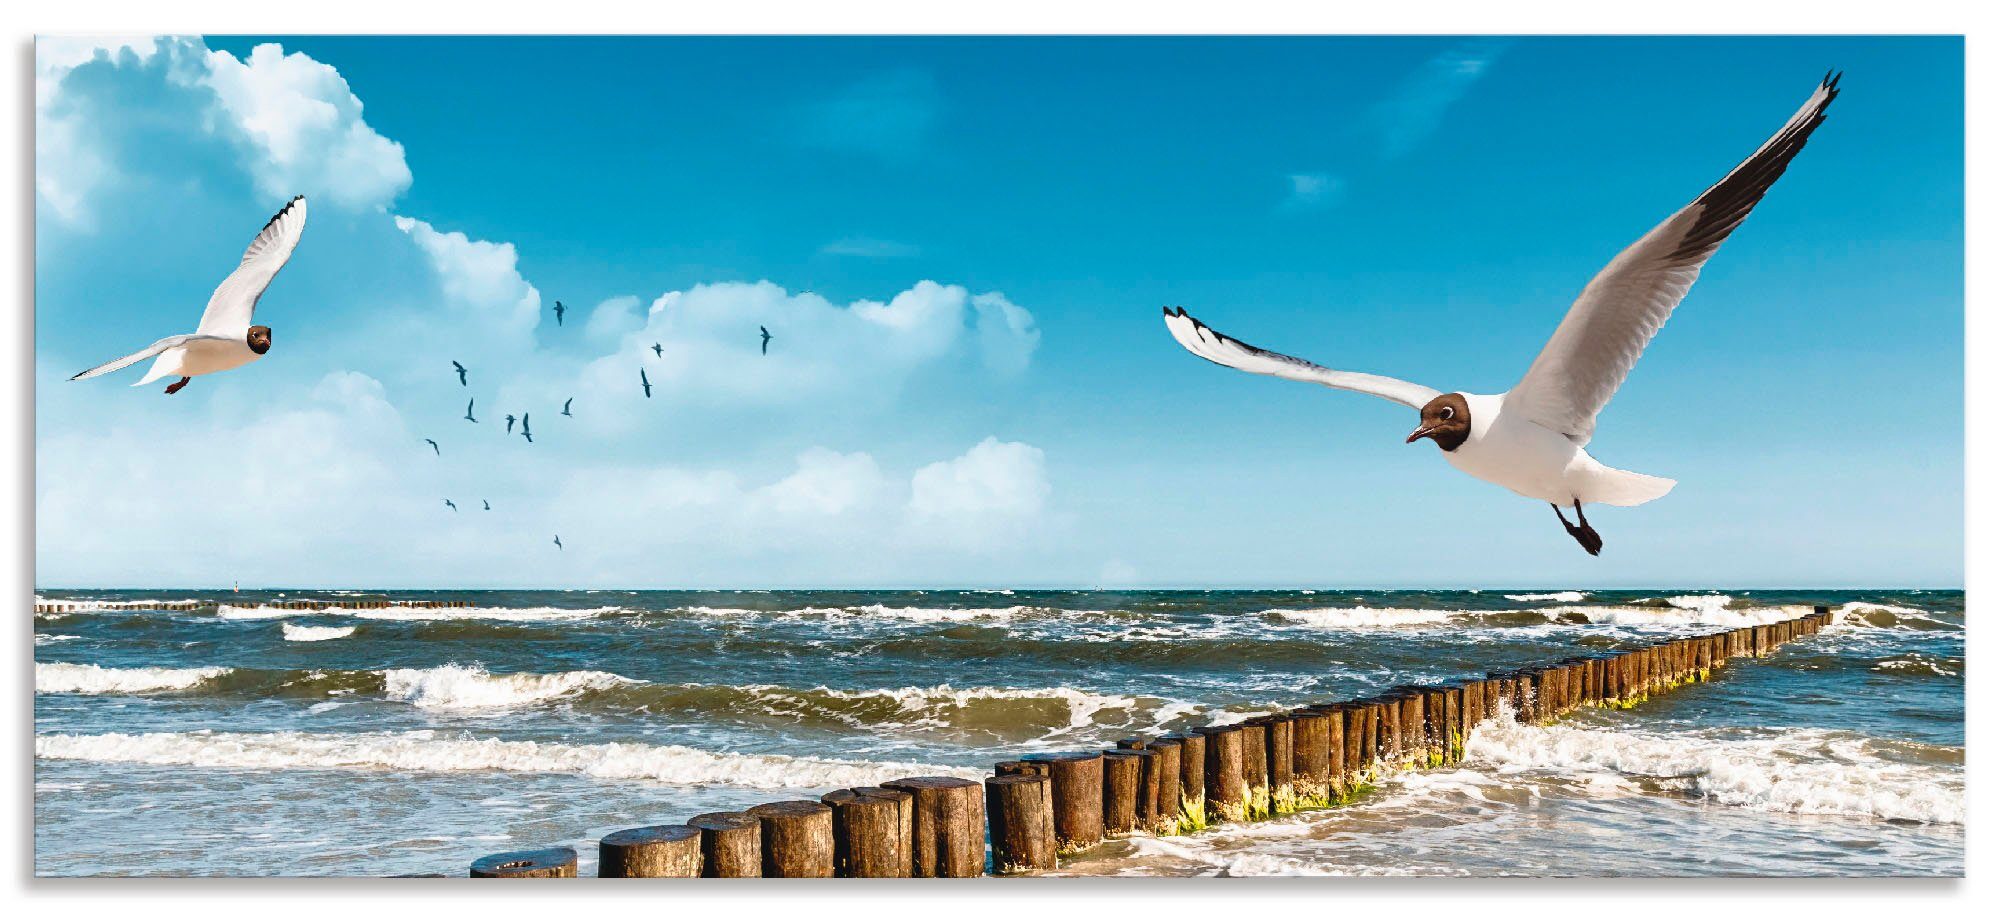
[71,195,308,395]
[1164,75,1840,555]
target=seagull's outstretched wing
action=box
[196,195,308,336]
[69,334,228,382]
[1162,307,1439,410]
[1508,75,1840,446]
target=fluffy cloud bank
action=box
[35,37,1061,586]
[36,37,410,226]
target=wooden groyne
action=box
[33,599,477,615]
[459,608,1835,877]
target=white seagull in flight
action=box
[1164,74,1840,555]
[71,196,308,395]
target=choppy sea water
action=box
[33,589,1963,877]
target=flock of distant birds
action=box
[428,300,775,552]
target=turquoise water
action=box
[33,589,1963,877]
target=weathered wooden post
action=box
[1239,718,1271,816]
[687,811,762,877]
[1375,697,1403,764]
[1261,715,1294,811]
[1442,687,1463,761]
[822,788,908,877]
[985,773,1055,874]
[1423,689,1448,762]
[598,825,701,878]
[1024,752,1103,852]
[1101,749,1144,836]
[748,801,835,878]
[1148,737,1184,830]
[1175,732,1206,828]
[470,847,577,878]
[1290,709,1331,805]
[883,776,985,877]
[1196,724,1246,822]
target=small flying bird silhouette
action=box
[452,361,467,386]
[483,499,491,511]
[463,398,478,423]
[444,499,457,512]
[521,413,533,443]
[640,369,653,398]
[424,438,440,456]
[760,325,772,355]
[553,300,566,326]
[505,414,516,434]
[553,534,563,551]
[651,342,663,358]
[561,397,573,417]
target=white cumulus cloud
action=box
[201,43,412,209]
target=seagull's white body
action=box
[1163,75,1839,546]
[1441,392,1673,508]
[70,195,307,389]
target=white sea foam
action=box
[281,623,356,642]
[1531,603,1817,628]
[35,634,82,644]
[1262,606,1456,628]
[1655,594,1734,610]
[800,603,1029,623]
[36,730,979,790]
[1504,591,1589,602]
[1465,717,1963,825]
[381,664,639,711]
[737,682,1197,742]
[218,604,625,622]
[35,662,229,694]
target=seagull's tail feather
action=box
[1582,465,1677,507]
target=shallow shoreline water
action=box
[33,589,1963,877]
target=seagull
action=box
[520,412,533,443]
[561,397,573,417]
[1162,75,1840,556]
[651,342,663,358]
[760,325,772,355]
[463,397,478,423]
[70,196,306,394]
[452,360,467,386]
[553,534,563,551]
[423,438,440,456]
[483,499,491,511]
[505,414,516,434]
[640,369,653,399]
[444,499,457,512]
[553,300,566,326]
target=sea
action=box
[32,588,1964,877]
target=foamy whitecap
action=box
[36,662,230,694]
[218,604,624,622]
[797,604,1030,624]
[1262,606,1457,628]
[281,623,356,642]
[35,730,979,790]
[1503,591,1589,603]
[1465,717,1963,825]
[1533,603,1817,629]
[382,664,639,711]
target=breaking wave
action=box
[281,623,356,642]
[1466,717,1963,825]
[1503,591,1590,602]
[35,730,978,790]
[36,662,230,694]
[1626,594,1735,611]
[381,664,639,711]
[218,604,626,623]
[1262,606,1458,628]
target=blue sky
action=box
[34,35,1963,588]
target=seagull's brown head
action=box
[247,325,273,355]
[1406,393,1471,451]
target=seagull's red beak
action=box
[1406,423,1438,444]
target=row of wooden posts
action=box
[468,608,1835,878]
[33,599,476,615]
